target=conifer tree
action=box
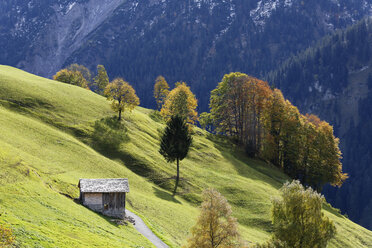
[159,116,192,195]
[104,78,139,121]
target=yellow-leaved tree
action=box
[270,181,336,248]
[53,68,89,89]
[104,78,139,121]
[94,65,109,95]
[154,75,170,110]
[302,114,347,191]
[160,82,198,124]
[184,188,241,248]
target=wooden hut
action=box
[78,178,129,218]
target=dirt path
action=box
[126,210,169,248]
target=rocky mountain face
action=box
[2,0,372,107]
[0,0,125,76]
[1,0,372,229]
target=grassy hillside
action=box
[0,65,371,247]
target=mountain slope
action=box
[2,1,372,109]
[268,19,372,230]
[0,66,371,247]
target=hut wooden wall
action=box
[103,193,126,209]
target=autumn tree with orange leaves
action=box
[209,72,347,191]
[210,72,272,156]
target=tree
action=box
[262,92,347,190]
[254,239,288,248]
[271,181,336,248]
[0,224,15,247]
[160,82,198,124]
[262,89,286,166]
[302,115,347,191]
[159,116,192,195]
[199,112,214,132]
[94,65,109,95]
[67,64,92,83]
[210,72,272,156]
[154,75,170,110]
[184,188,240,248]
[104,78,140,121]
[53,69,89,89]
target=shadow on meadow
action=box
[153,186,181,204]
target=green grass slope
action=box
[0,65,371,247]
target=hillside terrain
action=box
[0,66,371,247]
[3,1,372,229]
[268,19,372,229]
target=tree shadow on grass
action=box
[90,117,177,193]
[153,186,181,204]
[89,117,201,204]
[91,117,130,151]
[208,133,289,188]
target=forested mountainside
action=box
[268,19,372,230]
[1,0,372,109]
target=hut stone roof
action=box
[78,178,129,193]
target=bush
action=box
[254,239,288,248]
[0,224,15,247]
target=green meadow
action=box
[0,65,371,247]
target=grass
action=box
[0,65,371,247]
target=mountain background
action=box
[1,0,372,229]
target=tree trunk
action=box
[173,158,180,196]
[118,109,122,121]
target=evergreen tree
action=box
[159,116,192,195]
